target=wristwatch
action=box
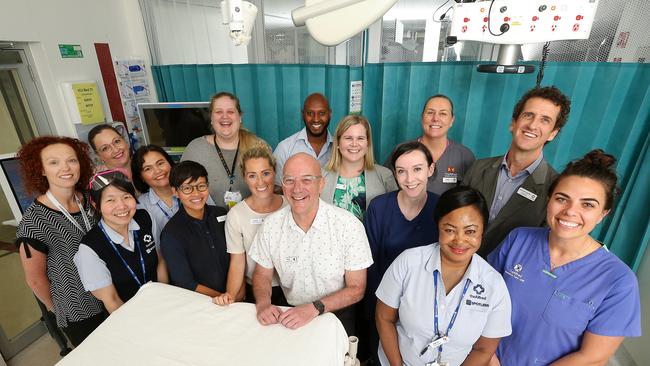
[312,300,325,315]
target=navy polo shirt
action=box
[160,204,230,293]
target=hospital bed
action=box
[57,282,359,366]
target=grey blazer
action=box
[321,165,398,209]
[463,155,557,257]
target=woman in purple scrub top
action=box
[488,150,641,366]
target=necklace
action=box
[550,238,595,271]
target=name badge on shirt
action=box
[516,187,537,202]
[442,173,457,184]
[223,190,242,208]
[250,218,264,225]
[335,183,346,190]
[216,215,227,223]
[285,256,298,263]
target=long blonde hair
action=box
[325,114,375,172]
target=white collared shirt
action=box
[376,243,512,366]
[249,199,373,305]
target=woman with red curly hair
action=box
[16,136,107,346]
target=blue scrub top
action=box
[488,227,641,366]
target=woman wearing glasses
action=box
[160,161,230,297]
[74,170,167,313]
[213,146,287,306]
[16,136,106,346]
[88,124,133,180]
[321,115,397,220]
[181,92,267,209]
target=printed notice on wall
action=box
[72,82,105,124]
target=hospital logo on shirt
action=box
[469,283,488,306]
[143,234,153,243]
[505,263,525,282]
[473,284,485,295]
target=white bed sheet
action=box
[57,282,349,366]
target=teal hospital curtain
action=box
[152,62,650,270]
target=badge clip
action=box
[420,335,449,356]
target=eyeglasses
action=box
[97,137,125,154]
[281,175,322,187]
[178,182,209,195]
[88,169,130,191]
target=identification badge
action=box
[223,190,243,208]
[284,256,298,263]
[426,362,449,366]
[420,335,449,356]
[442,172,457,184]
[335,183,346,190]
[216,215,227,223]
[516,187,537,201]
[250,218,264,225]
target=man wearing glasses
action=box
[159,161,233,298]
[249,153,373,335]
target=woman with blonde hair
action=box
[213,146,288,306]
[322,114,397,220]
[181,92,267,209]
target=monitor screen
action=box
[0,154,36,221]
[138,102,212,150]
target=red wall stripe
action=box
[94,43,126,124]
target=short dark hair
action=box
[131,145,175,193]
[389,141,434,173]
[434,186,489,230]
[169,160,208,189]
[87,124,123,151]
[422,94,454,116]
[512,86,571,132]
[549,149,619,211]
[90,176,137,219]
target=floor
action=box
[5,334,61,366]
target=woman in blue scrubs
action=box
[376,186,512,366]
[488,149,641,365]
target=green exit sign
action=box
[59,44,83,58]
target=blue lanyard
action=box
[433,270,471,359]
[99,222,147,287]
[155,200,174,220]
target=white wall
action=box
[622,241,650,365]
[151,1,248,64]
[0,0,156,137]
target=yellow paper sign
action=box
[72,82,105,124]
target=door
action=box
[0,45,53,359]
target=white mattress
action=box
[57,282,349,366]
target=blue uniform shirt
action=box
[488,227,641,365]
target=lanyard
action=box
[46,191,91,234]
[155,199,175,220]
[99,222,146,287]
[213,135,240,187]
[433,270,471,362]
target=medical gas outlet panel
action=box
[450,0,599,45]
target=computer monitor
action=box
[138,102,212,152]
[0,153,36,224]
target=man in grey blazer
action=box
[463,86,571,257]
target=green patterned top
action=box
[333,173,367,220]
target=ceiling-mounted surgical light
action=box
[291,0,399,46]
[221,0,258,46]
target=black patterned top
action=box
[16,194,104,327]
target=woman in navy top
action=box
[360,141,440,363]
[488,150,641,365]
